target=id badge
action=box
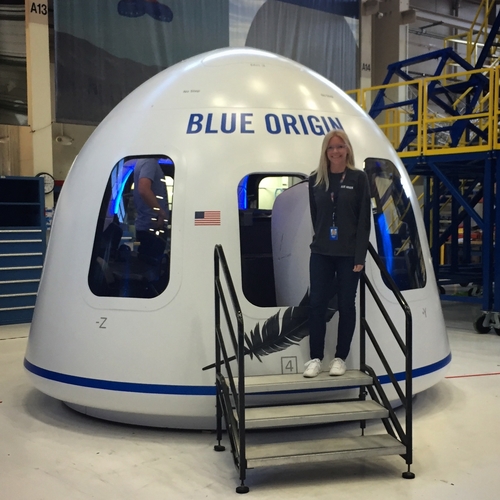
[329,226,338,241]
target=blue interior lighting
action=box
[113,166,134,216]
[377,214,393,273]
[238,176,248,209]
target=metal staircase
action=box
[226,372,404,466]
[210,244,414,493]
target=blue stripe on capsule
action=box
[24,352,452,397]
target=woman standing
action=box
[303,130,371,378]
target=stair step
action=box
[236,370,373,394]
[246,434,405,468]
[240,400,388,429]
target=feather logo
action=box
[244,292,310,362]
[203,290,337,370]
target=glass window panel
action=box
[364,158,426,291]
[88,156,174,298]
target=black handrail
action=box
[213,244,247,487]
[360,242,413,476]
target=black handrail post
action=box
[359,271,367,435]
[237,307,246,487]
[404,304,414,478]
[360,271,367,371]
[214,249,224,450]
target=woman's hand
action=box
[353,264,364,273]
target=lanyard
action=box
[330,169,346,225]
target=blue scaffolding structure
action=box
[403,153,500,317]
[363,6,500,333]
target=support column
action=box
[360,4,373,102]
[25,0,53,208]
[0,126,23,177]
[371,0,412,84]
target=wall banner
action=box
[54,0,359,125]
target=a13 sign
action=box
[27,1,49,24]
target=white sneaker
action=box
[329,358,346,376]
[303,358,322,378]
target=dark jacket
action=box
[309,168,371,265]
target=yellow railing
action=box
[347,66,500,157]
[443,0,500,69]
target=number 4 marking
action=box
[281,356,298,374]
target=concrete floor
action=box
[1,300,499,499]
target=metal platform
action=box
[241,399,389,429]
[245,435,406,468]
[236,369,373,394]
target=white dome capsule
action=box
[25,47,450,429]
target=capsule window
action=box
[238,173,305,307]
[364,158,426,291]
[88,156,174,298]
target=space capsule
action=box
[24,47,450,429]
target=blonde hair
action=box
[312,129,355,190]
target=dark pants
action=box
[136,230,167,264]
[309,253,360,361]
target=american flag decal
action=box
[194,211,221,226]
